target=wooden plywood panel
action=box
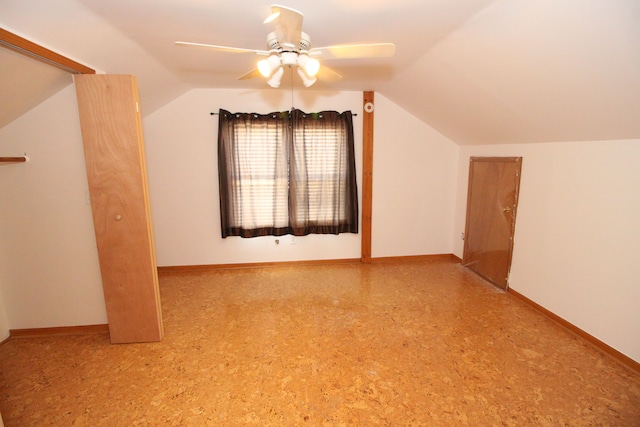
[75,74,163,343]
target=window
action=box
[218,109,358,238]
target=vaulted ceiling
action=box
[1,0,639,145]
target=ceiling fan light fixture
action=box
[305,57,320,77]
[257,59,271,77]
[258,54,281,77]
[267,66,284,88]
[297,68,317,87]
[297,54,320,77]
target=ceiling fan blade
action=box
[310,43,396,60]
[317,65,343,82]
[268,4,303,49]
[238,69,262,80]
[175,41,269,55]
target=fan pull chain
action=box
[290,66,294,110]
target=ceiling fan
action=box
[175,4,396,88]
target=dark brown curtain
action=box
[218,108,358,238]
[218,110,289,237]
[289,109,358,235]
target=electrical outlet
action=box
[460,232,465,240]
[290,236,297,245]
[275,239,280,245]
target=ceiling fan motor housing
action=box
[299,32,311,52]
[266,32,281,51]
[280,51,298,66]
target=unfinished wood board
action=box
[75,74,163,343]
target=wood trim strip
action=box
[0,157,27,163]
[158,258,363,274]
[158,254,461,274]
[0,28,95,74]
[469,156,522,163]
[508,288,640,374]
[361,91,374,263]
[370,254,461,264]
[9,324,109,338]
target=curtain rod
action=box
[210,112,357,116]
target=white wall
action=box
[144,89,361,265]
[372,94,458,257]
[144,89,459,266]
[453,140,640,363]
[0,84,107,330]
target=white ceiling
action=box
[1,0,639,145]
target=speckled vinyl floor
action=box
[0,259,639,426]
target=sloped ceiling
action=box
[0,47,73,129]
[1,0,639,145]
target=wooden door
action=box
[463,157,522,290]
[75,75,163,343]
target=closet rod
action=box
[0,157,27,163]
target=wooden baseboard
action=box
[9,324,109,338]
[158,254,461,274]
[508,289,640,374]
[370,254,461,264]
[158,258,362,274]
